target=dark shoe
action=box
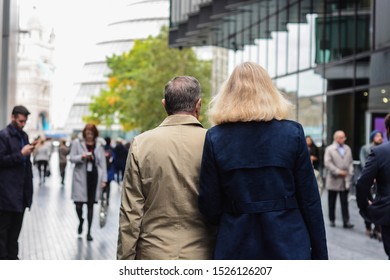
[343,223,354,229]
[87,234,93,241]
[373,230,382,241]
[330,221,336,227]
[78,218,84,234]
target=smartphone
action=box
[32,135,41,146]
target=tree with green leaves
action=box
[84,26,212,132]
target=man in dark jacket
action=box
[0,105,35,259]
[113,139,128,183]
[103,137,115,205]
[356,113,390,259]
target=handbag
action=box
[367,196,390,225]
[99,191,108,228]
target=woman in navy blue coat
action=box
[199,62,328,260]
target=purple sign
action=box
[374,116,388,143]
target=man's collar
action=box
[332,141,343,148]
[7,123,20,135]
[335,142,344,148]
[159,114,203,128]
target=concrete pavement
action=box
[19,149,121,260]
[18,149,387,260]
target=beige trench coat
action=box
[117,115,215,260]
[324,142,354,191]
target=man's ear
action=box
[195,98,202,118]
[196,98,201,110]
[161,99,166,108]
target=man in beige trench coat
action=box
[324,130,354,229]
[117,76,215,260]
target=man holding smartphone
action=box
[0,105,35,259]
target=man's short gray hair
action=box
[164,76,201,115]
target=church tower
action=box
[17,5,55,137]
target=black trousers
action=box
[102,180,111,203]
[328,189,350,224]
[0,210,25,260]
[381,225,390,259]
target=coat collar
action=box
[331,141,345,149]
[159,114,203,128]
[7,123,24,138]
[77,137,103,151]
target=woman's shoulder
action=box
[275,119,302,128]
[208,119,303,132]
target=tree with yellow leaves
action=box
[84,26,212,132]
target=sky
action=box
[19,0,122,129]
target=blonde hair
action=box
[208,62,293,125]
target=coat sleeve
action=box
[293,125,328,260]
[198,131,223,225]
[347,146,354,176]
[324,147,341,176]
[97,145,107,183]
[117,139,145,260]
[356,150,378,210]
[359,145,368,168]
[69,140,84,164]
[0,133,24,167]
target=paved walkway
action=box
[18,149,387,260]
[19,149,121,260]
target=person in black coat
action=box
[103,137,115,205]
[113,139,128,183]
[306,135,320,170]
[0,105,35,259]
[356,113,390,259]
[199,62,328,260]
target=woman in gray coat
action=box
[70,124,107,241]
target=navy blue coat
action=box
[0,124,33,212]
[356,142,390,217]
[199,120,328,260]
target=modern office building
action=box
[65,0,170,138]
[169,0,390,158]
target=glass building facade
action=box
[169,0,390,159]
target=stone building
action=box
[17,5,55,137]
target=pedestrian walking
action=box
[103,137,115,205]
[58,139,70,185]
[33,138,51,183]
[69,124,107,241]
[198,62,328,260]
[306,135,320,170]
[0,105,35,259]
[113,138,127,184]
[356,113,390,259]
[324,130,354,229]
[117,76,215,260]
[359,130,383,240]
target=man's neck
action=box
[172,112,198,119]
